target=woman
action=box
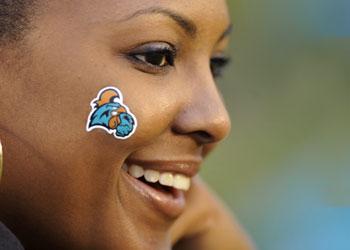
[0,0,253,249]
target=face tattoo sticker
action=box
[86,86,137,139]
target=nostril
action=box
[191,130,213,144]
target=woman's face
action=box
[0,0,231,248]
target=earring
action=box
[0,140,3,180]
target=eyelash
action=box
[126,42,176,74]
[127,42,230,78]
[210,56,230,78]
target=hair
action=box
[0,0,35,45]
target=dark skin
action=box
[0,0,254,249]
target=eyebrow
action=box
[121,7,198,38]
[218,23,233,42]
[121,7,233,42]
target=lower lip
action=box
[121,170,186,218]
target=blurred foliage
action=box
[200,0,350,249]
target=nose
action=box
[172,73,231,144]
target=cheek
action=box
[9,77,130,176]
[13,50,130,166]
[127,89,181,144]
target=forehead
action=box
[39,0,230,35]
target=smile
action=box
[124,164,191,191]
[121,159,200,218]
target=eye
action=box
[210,56,230,78]
[111,111,118,116]
[134,52,173,67]
[127,42,176,72]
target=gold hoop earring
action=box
[0,140,2,180]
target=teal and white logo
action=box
[86,86,137,139]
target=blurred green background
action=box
[200,0,350,249]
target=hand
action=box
[171,177,255,250]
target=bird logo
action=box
[86,86,137,139]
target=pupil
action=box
[146,53,165,66]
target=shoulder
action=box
[0,222,24,250]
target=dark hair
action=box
[0,0,35,45]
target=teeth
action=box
[128,164,144,178]
[144,169,160,183]
[159,172,174,187]
[173,174,191,191]
[125,164,191,191]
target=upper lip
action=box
[125,159,201,177]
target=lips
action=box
[120,159,200,218]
